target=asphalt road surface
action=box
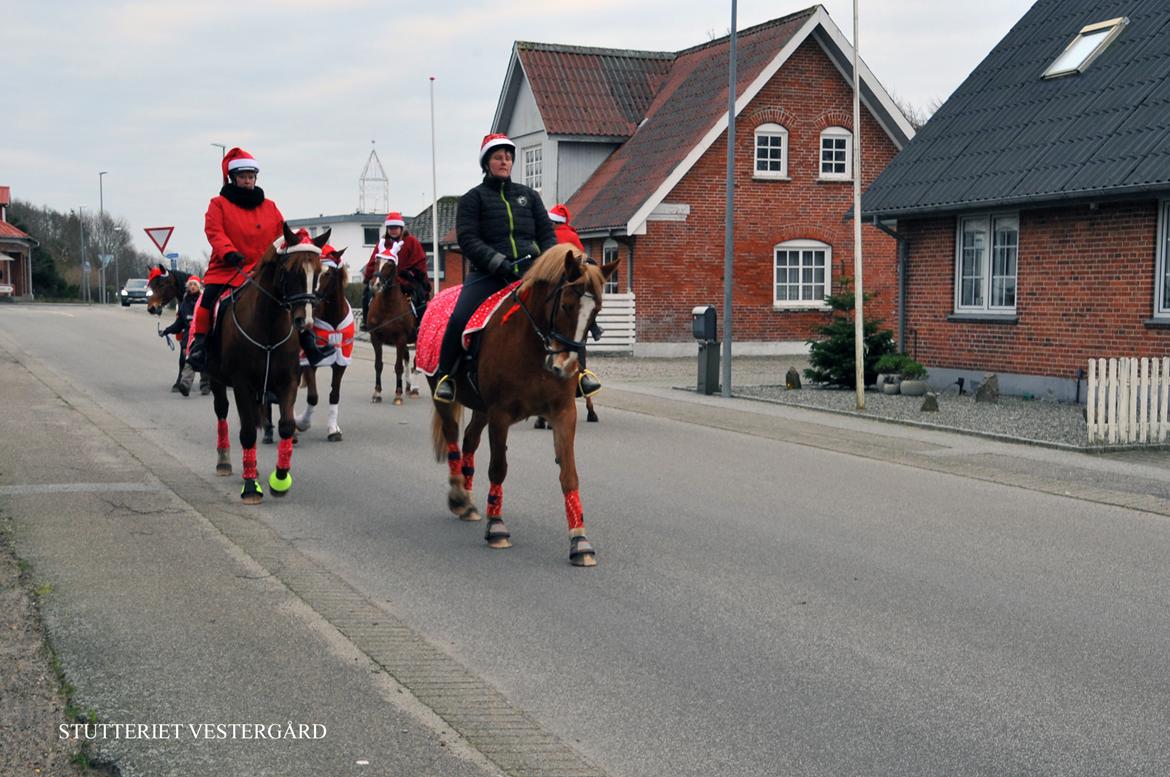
[4,303,1170,777]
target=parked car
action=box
[120,278,150,306]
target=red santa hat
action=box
[384,212,405,228]
[221,147,259,183]
[188,275,202,285]
[479,133,516,170]
[148,266,165,283]
[549,203,571,224]
[320,244,341,269]
[280,227,322,255]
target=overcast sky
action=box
[5,0,1036,261]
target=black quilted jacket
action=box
[456,176,557,272]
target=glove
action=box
[486,253,514,278]
[225,251,246,267]
[158,329,166,338]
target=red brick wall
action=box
[902,200,1170,378]
[631,39,901,343]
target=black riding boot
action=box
[299,329,336,366]
[187,334,208,372]
[360,284,372,331]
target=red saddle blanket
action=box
[415,281,522,376]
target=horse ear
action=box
[601,259,620,281]
[312,228,331,249]
[333,247,346,259]
[563,245,582,280]
[157,263,167,275]
[282,221,298,248]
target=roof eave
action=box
[864,183,1170,221]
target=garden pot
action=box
[900,379,928,397]
[881,378,901,395]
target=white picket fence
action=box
[593,292,636,353]
[1086,357,1170,444]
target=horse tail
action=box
[431,403,463,461]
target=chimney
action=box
[0,186,9,222]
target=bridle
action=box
[507,272,598,364]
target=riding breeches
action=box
[436,271,508,375]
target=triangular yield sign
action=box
[144,226,174,254]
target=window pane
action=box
[1048,28,1110,75]
[991,216,1018,308]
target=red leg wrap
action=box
[192,304,211,335]
[565,489,584,532]
[216,419,230,451]
[461,452,475,491]
[487,483,504,518]
[276,438,293,471]
[446,443,461,478]
[242,447,258,481]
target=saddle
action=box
[415,281,522,377]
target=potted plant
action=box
[874,354,929,396]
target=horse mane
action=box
[519,243,603,298]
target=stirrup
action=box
[577,369,602,398]
[433,374,456,404]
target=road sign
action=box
[82,261,91,272]
[144,226,174,255]
[98,253,113,268]
[165,252,179,269]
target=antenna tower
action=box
[360,140,389,213]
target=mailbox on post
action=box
[692,305,719,395]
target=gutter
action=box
[870,216,906,352]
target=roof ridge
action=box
[675,6,819,55]
[516,41,674,60]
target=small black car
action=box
[120,278,149,306]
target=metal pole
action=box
[852,0,866,409]
[430,76,441,291]
[78,207,88,303]
[721,0,737,399]
[211,143,226,159]
[99,171,107,303]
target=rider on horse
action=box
[431,133,601,403]
[361,212,431,331]
[187,147,334,372]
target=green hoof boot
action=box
[268,469,292,496]
[241,478,263,504]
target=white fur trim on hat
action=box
[479,135,515,165]
[548,211,567,223]
[384,215,405,227]
[227,157,259,173]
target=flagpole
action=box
[852,0,865,409]
[430,76,441,291]
[721,0,737,399]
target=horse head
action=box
[372,251,399,293]
[146,264,186,316]
[275,223,330,332]
[316,247,348,300]
[519,244,619,379]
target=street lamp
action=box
[211,143,226,158]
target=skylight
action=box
[1042,17,1128,79]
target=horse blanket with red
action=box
[299,304,355,367]
[415,281,522,376]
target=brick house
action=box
[463,6,913,354]
[862,0,1170,401]
[0,187,36,299]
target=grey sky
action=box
[5,1,1035,261]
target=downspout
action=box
[871,216,906,352]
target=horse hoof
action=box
[459,507,482,522]
[215,464,233,477]
[372,394,383,403]
[328,432,342,442]
[587,411,599,423]
[409,388,420,397]
[393,396,403,406]
[268,469,292,496]
[570,537,597,567]
[295,420,311,432]
[487,538,513,549]
[572,553,598,567]
[241,479,263,504]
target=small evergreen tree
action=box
[804,279,895,388]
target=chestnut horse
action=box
[427,244,618,566]
[207,224,327,503]
[366,256,418,404]
[294,250,351,441]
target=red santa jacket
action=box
[203,194,285,285]
[555,223,584,252]
[363,232,428,285]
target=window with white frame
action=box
[754,123,788,178]
[819,127,852,180]
[523,145,543,192]
[1157,201,1170,315]
[956,214,1018,312]
[363,226,379,246]
[1043,17,1127,79]
[774,240,831,307]
[602,239,620,294]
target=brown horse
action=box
[366,256,418,404]
[207,224,327,503]
[294,250,351,442]
[145,265,189,316]
[427,244,618,566]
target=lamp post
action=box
[211,143,226,158]
[429,76,440,291]
[77,206,89,303]
[99,171,108,303]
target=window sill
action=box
[817,177,853,184]
[774,304,831,312]
[947,313,1018,325]
[753,175,790,182]
[1143,318,1170,329]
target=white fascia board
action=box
[813,10,916,144]
[625,10,822,236]
[492,44,522,133]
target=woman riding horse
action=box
[366,249,419,404]
[424,244,618,566]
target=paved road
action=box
[4,304,1170,776]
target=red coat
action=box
[203,195,284,285]
[363,232,428,283]
[555,223,584,252]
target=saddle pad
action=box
[415,281,522,376]
[299,304,355,367]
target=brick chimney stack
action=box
[0,186,10,223]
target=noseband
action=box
[509,274,596,364]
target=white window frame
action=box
[1042,17,1127,79]
[362,225,380,247]
[753,123,788,179]
[954,213,1019,314]
[774,239,831,310]
[1155,200,1170,316]
[523,145,542,193]
[819,127,852,180]
[602,239,620,294]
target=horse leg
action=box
[371,340,384,403]
[212,380,232,476]
[455,411,487,522]
[327,365,345,441]
[296,366,318,432]
[393,341,407,405]
[408,347,420,397]
[269,385,296,497]
[234,385,262,504]
[585,396,599,423]
[261,398,275,445]
[534,416,548,429]
[483,412,513,549]
[432,404,480,521]
[550,403,595,566]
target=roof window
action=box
[1042,17,1127,79]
